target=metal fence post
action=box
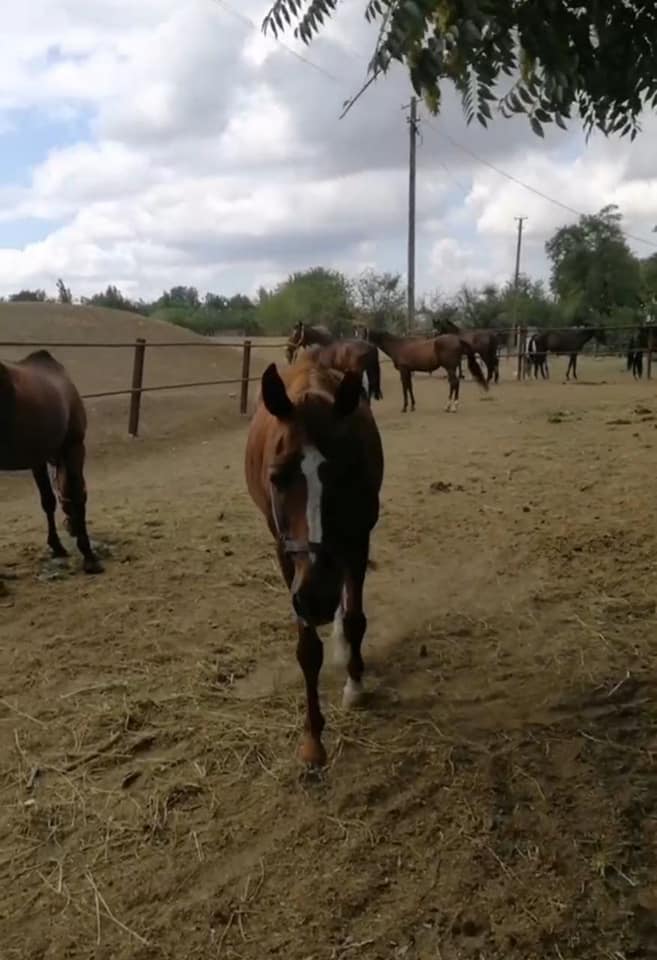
[128,338,146,436]
[240,339,252,415]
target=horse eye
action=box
[270,471,288,489]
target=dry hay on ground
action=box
[2,353,657,958]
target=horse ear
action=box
[261,364,294,420]
[333,371,362,419]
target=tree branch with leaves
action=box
[263,0,657,139]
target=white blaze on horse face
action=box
[300,445,325,554]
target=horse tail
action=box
[368,349,383,400]
[458,339,488,390]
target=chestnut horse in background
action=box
[356,326,487,412]
[245,356,384,767]
[0,350,102,574]
[285,322,382,402]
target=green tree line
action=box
[5,206,656,339]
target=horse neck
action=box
[577,328,596,348]
[305,327,333,346]
[369,329,400,357]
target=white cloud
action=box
[1,0,657,302]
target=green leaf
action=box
[530,116,544,137]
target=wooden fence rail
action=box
[1,324,654,435]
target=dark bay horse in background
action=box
[357,327,487,413]
[627,326,654,379]
[433,317,500,384]
[285,322,333,362]
[285,322,382,402]
[0,350,102,574]
[532,325,606,380]
[245,356,383,767]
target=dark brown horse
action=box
[245,356,383,767]
[284,322,332,362]
[532,325,606,380]
[0,350,102,574]
[433,317,500,384]
[357,327,487,412]
[286,323,382,401]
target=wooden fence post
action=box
[516,325,526,380]
[648,327,654,380]
[240,339,252,415]
[128,338,146,436]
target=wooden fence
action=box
[1,323,652,436]
[0,337,278,437]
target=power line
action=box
[213,0,657,253]
[425,119,657,251]
[210,0,343,85]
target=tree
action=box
[263,1,657,139]
[84,285,135,311]
[8,289,47,302]
[351,268,405,329]
[157,286,200,310]
[545,205,641,325]
[256,267,353,335]
[639,253,657,318]
[56,278,72,304]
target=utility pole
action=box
[513,216,527,379]
[405,96,418,332]
[513,216,526,291]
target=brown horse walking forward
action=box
[0,350,102,574]
[358,327,487,412]
[245,356,383,766]
[285,322,382,402]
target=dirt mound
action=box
[0,303,271,448]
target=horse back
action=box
[0,354,86,469]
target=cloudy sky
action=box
[2,0,657,304]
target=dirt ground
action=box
[2,342,657,960]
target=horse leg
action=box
[56,442,103,574]
[297,623,326,766]
[32,464,68,559]
[273,542,326,766]
[399,370,408,413]
[445,368,458,412]
[332,539,369,708]
[408,372,416,412]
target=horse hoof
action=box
[83,558,104,575]
[342,678,364,709]
[299,736,327,768]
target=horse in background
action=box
[0,350,103,574]
[357,326,487,412]
[526,332,549,379]
[285,322,382,402]
[244,356,384,767]
[626,326,655,379]
[432,317,500,384]
[285,322,332,363]
[531,325,606,380]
